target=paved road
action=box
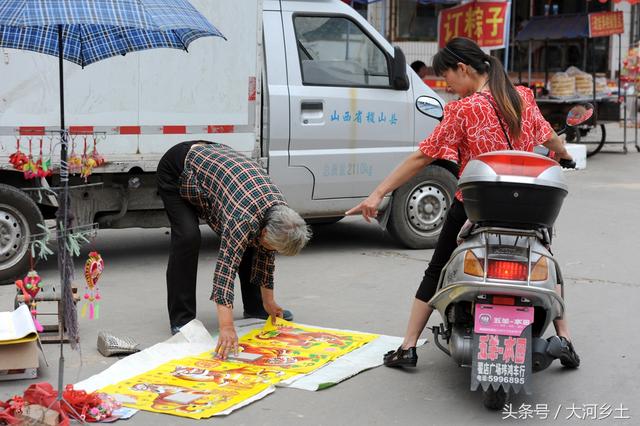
[1,148,639,425]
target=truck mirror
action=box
[416,96,444,120]
[391,46,410,91]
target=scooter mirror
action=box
[566,103,594,127]
[416,96,444,120]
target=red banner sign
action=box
[438,1,510,49]
[589,11,624,38]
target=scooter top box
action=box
[458,151,568,229]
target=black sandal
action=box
[547,336,580,368]
[383,346,417,368]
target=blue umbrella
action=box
[0,0,224,66]
[0,1,224,406]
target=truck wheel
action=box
[482,386,509,410]
[0,184,44,285]
[387,165,457,249]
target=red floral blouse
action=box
[419,86,553,201]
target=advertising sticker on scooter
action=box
[474,304,534,336]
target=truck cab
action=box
[264,0,457,247]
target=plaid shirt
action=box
[179,143,286,307]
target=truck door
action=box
[281,10,413,199]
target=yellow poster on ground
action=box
[100,357,274,419]
[233,318,378,373]
[100,319,378,419]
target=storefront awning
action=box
[516,14,589,41]
[517,11,624,42]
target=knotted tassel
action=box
[81,303,88,318]
[89,302,94,320]
[32,316,44,333]
[94,303,100,320]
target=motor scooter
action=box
[429,104,590,410]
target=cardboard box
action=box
[0,339,39,381]
[0,305,40,381]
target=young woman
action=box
[346,37,580,369]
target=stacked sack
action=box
[550,67,609,97]
[567,66,607,96]
[550,72,575,97]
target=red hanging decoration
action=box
[8,137,28,171]
[15,269,45,332]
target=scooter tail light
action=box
[463,250,484,277]
[492,296,515,306]
[478,153,557,177]
[530,256,549,281]
[487,259,528,281]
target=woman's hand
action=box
[345,192,384,222]
[346,151,434,222]
[544,133,573,162]
[215,325,238,360]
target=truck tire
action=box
[0,184,44,285]
[387,165,457,249]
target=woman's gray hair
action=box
[262,205,311,255]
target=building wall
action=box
[367,1,440,68]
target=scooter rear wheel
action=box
[482,386,509,410]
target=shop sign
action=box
[438,1,510,49]
[589,11,624,38]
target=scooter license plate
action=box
[474,304,534,336]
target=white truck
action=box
[0,0,456,283]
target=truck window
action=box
[293,15,389,88]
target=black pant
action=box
[157,143,262,327]
[415,199,468,303]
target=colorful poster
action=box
[237,318,378,373]
[100,319,378,419]
[438,2,510,49]
[100,358,274,419]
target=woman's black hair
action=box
[432,37,522,139]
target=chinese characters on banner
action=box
[588,11,624,38]
[438,1,510,49]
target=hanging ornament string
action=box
[37,136,52,178]
[81,134,97,181]
[9,135,28,171]
[81,251,104,320]
[69,134,82,174]
[22,137,38,179]
[15,254,44,332]
[91,134,105,167]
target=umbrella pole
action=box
[54,25,83,423]
[56,23,69,401]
